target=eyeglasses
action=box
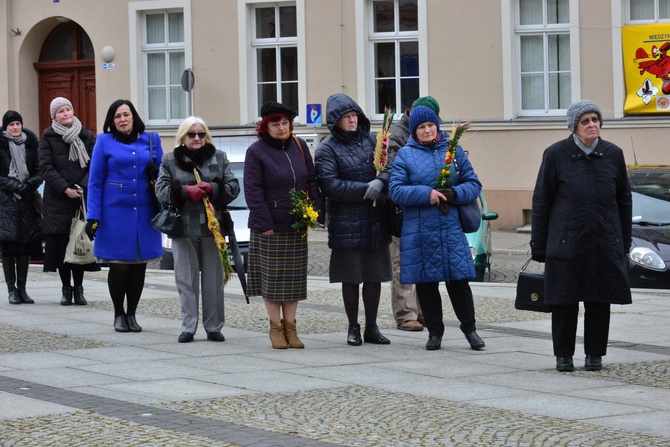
[342,112,358,120]
[579,117,600,126]
[269,120,290,129]
[186,131,207,139]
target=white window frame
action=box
[356,0,427,121]
[367,0,420,117]
[515,0,573,116]
[627,0,670,22]
[501,0,581,119]
[129,0,192,127]
[238,0,306,124]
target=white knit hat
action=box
[50,97,73,120]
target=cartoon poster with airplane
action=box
[623,24,670,114]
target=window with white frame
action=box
[251,4,298,115]
[629,0,670,21]
[369,0,419,115]
[516,0,571,114]
[143,10,186,122]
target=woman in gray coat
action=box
[155,117,240,343]
[531,100,632,372]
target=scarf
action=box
[51,116,90,169]
[572,134,599,155]
[2,130,29,181]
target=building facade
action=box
[2,0,670,229]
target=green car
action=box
[465,192,499,281]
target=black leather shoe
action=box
[18,290,34,304]
[347,324,362,346]
[465,331,485,350]
[114,315,129,333]
[556,356,574,372]
[584,355,602,371]
[60,286,73,306]
[126,315,142,332]
[8,290,21,305]
[363,324,391,344]
[207,331,225,342]
[426,335,442,351]
[178,332,194,343]
[73,286,87,305]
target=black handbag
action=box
[151,204,183,238]
[515,258,552,312]
[388,201,403,237]
[453,158,481,233]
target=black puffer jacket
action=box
[0,128,43,243]
[38,126,95,234]
[315,93,391,250]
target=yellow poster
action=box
[623,23,670,114]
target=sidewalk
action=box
[1,237,670,446]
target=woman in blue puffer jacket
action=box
[389,106,485,351]
[315,93,392,347]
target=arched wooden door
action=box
[33,22,96,135]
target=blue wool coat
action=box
[389,131,481,284]
[87,132,163,261]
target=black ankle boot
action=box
[347,324,362,346]
[363,324,391,344]
[3,257,20,304]
[60,286,73,306]
[16,256,33,303]
[73,286,87,305]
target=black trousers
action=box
[551,302,611,357]
[415,280,476,337]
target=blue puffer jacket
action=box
[315,93,391,250]
[389,131,481,284]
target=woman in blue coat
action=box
[86,99,163,333]
[389,106,485,351]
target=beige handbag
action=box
[64,201,95,265]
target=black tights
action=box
[59,265,85,288]
[342,282,381,326]
[108,263,147,317]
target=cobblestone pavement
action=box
[2,234,670,446]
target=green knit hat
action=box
[412,96,440,116]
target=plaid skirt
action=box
[247,230,308,302]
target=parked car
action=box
[160,158,249,271]
[465,192,499,281]
[627,164,670,289]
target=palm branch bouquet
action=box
[193,168,234,285]
[435,121,471,189]
[372,106,395,206]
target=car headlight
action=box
[629,247,666,271]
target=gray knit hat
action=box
[50,97,73,120]
[566,100,602,133]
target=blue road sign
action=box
[306,104,322,126]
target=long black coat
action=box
[0,128,43,244]
[38,126,95,235]
[315,93,391,250]
[531,136,632,305]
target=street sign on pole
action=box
[306,103,322,126]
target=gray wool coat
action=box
[154,144,240,238]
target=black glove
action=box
[441,187,456,204]
[85,219,99,241]
[17,183,31,198]
[531,253,545,263]
[146,161,159,181]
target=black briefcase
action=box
[515,258,552,313]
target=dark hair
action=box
[102,99,145,134]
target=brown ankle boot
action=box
[283,319,304,349]
[269,320,288,349]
